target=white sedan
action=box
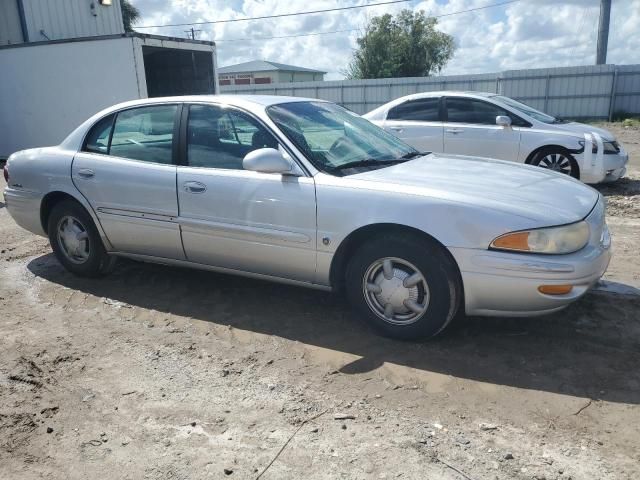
[3,96,611,339]
[364,91,628,183]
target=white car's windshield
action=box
[494,95,558,124]
[267,101,421,175]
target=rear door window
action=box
[83,114,115,154]
[109,105,178,164]
[445,98,509,125]
[387,98,440,121]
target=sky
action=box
[131,0,640,80]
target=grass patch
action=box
[621,117,640,128]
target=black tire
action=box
[47,199,115,277]
[345,234,461,340]
[530,147,580,179]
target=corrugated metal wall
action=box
[21,0,124,42]
[0,1,24,45]
[221,64,640,120]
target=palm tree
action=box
[121,0,140,32]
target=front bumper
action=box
[577,134,629,184]
[450,199,611,317]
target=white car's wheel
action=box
[345,234,461,340]
[531,147,579,179]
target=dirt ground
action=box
[1,125,639,480]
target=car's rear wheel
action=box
[345,234,461,340]
[530,147,579,179]
[47,200,114,277]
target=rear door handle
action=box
[183,181,207,193]
[77,168,94,178]
[445,128,463,134]
[388,127,404,133]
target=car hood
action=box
[549,121,615,141]
[350,154,599,225]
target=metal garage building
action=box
[0,0,218,159]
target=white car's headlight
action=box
[578,139,621,154]
[490,221,590,254]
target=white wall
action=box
[22,0,124,42]
[0,37,140,157]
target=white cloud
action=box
[131,0,640,79]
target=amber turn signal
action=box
[491,231,530,251]
[538,285,573,295]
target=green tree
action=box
[121,0,141,32]
[346,10,455,79]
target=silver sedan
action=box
[3,96,611,339]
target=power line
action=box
[135,0,413,29]
[216,28,356,43]
[214,0,523,43]
[430,0,521,19]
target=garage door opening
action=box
[142,46,215,97]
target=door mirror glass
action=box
[243,148,295,174]
[496,115,512,127]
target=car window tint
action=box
[187,105,278,170]
[109,105,177,164]
[446,98,508,125]
[83,114,114,154]
[387,98,440,121]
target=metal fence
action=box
[220,64,640,120]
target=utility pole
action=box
[184,27,201,40]
[596,0,611,65]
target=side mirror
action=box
[243,148,296,175]
[496,115,512,128]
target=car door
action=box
[382,97,443,152]
[176,103,317,283]
[442,97,521,161]
[72,104,185,259]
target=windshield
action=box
[266,101,420,175]
[493,95,558,124]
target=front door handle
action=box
[183,181,207,193]
[388,127,404,133]
[445,128,463,134]
[77,168,94,178]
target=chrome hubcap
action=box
[539,153,572,175]
[362,257,430,325]
[56,215,90,264]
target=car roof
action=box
[59,95,326,154]
[107,94,322,111]
[395,90,497,100]
[363,91,500,119]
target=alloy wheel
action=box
[538,153,573,175]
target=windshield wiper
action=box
[332,158,408,170]
[401,151,430,159]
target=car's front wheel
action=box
[47,200,115,277]
[530,147,580,179]
[345,234,461,340]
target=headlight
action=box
[604,140,620,154]
[578,140,620,154]
[490,221,590,254]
